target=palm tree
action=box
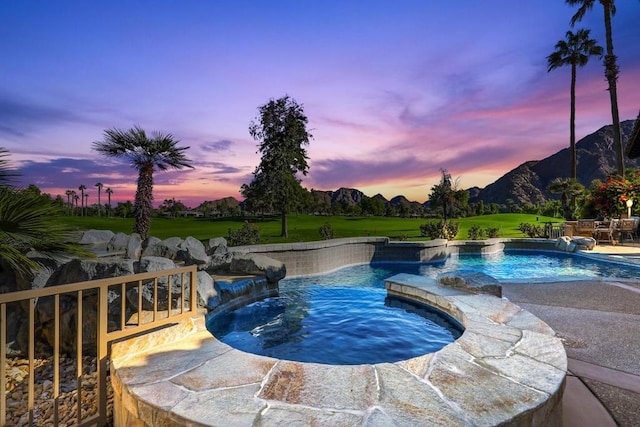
[84,193,89,214]
[78,184,86,216]
[567,0,624,176]
[92,126,193,239]
[72,191,79,215]
[95,182,103,216]
[0,148,87,277]
[547,29,602,179]
[547,177,585,220]
[106,187,113,217]
[65,189,73,215]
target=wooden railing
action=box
[0,265,198,426]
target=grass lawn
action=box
[57,213,562,244]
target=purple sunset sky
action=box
[1,0,639,207]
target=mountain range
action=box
[216,119,639,209]
[467,119,639,205]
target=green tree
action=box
[114,200,134,218]
[92,126,193,239]
[547,29,602,179]
[428,169,467,222]
[95,182,103,216]
[242,96,312,238]
[547,177,585,219]
[0,148,85,277]
[567,0,624,175]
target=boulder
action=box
[79,229,115,245]
[229,253,286,283]
[46,258,136,287]
[141,236,183,259]
[107,232,142,259]
[194,271,217,307]
[177,236,210,266]
[555,236,577,252]
[128,256,183,310]
[31,258,135,356]
[205,237,228,255]
[437,270,502,298]
[206,251,234,272]
[572,236,596,251]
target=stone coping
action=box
[111,274,567,426]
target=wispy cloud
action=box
[201,140,233,153]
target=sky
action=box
[1,1,639,207]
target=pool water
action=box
[207,250,640,365]
[417,250,640,281]
[207,265,463,365]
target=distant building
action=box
[180,210,204,217]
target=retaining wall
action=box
[234,237,557,276]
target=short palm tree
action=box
[548,177,585,220]
[0,148,87,277]
[547,29,602,180]
[567,0,624,176]
[92,126,193,239]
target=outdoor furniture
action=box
[619,218,636,243]
[575,219,597,237]
[595,220,618,245]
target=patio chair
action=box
[575,219,597,237]
[619,218,635,243]
[595,219,617,245]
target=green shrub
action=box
[318,222,336,240]
[486,227,500,238]
[467,225,486,240]
[518,223,545,238]
[420,221,459,240]
[227,222,261,246]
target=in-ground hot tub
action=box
[111,273,566,426]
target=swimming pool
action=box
[415,249,640,281]
[207,250,639,365]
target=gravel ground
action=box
[4,356,113,427]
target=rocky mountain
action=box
[468,120,639,205]
[326,187,366,205]
[389,195,424,211]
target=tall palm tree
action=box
[65,189,73,215]
[72,191,79,215]
[92,126,193,239]
[547,29,602,180]
[95,182,103,216]
[78,184,86,216]
[106,187,113,217]
[567,0,624,176]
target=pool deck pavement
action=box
[502,242,640,427]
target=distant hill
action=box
[468,120,639,205]
[217,120,640,211]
